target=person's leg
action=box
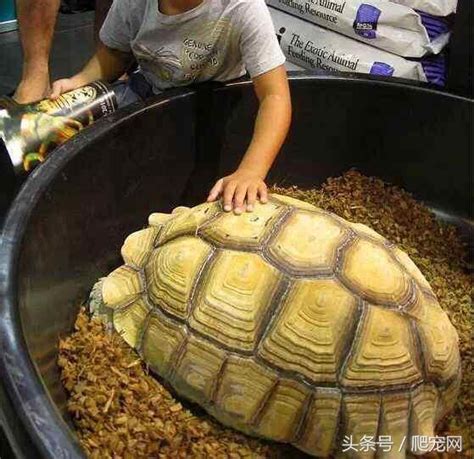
[13,0,61,104]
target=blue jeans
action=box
[113,72,154,108]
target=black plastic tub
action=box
[0,75,472,458]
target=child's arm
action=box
[50,43,133,98]
[207,65,291,214]
[207,0,291,213]
[51,0,140,97]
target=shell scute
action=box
[146,236,213,319]
[255,379,309,442]
[199,200,285,250]
[266,210,349,276]
[121,227,159,268]
[340,394,381,457]
[171,335,226,402]
[339,238,412,307]
[189,251,281,352]
[340,306,423,388]
[415,297,460,384]
[156,201,220,244]
[113,297,151,348]
[102,265,143,309]
[295,389,341,457]
[214,356,277,428]
[140,311,186,378]
[258,279,358,384]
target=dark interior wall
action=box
[17,78,473,409]
[0,76,472,458]
[1,91,198,459]
[197,78,472,216]
[19,92,199,409]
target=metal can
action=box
[0,80,117,175]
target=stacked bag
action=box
[268,0,456,85]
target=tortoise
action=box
[89,194,461,458]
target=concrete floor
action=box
[0,11,95,96]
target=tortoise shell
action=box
[91,194,460,457]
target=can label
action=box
[0,95,19,111]
[0,81,117,174]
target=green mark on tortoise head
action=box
[88,278,114,332]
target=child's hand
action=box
[207,169,268,214]
[50,76,85,99]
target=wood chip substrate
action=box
[59,170,472,458]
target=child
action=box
[51,0,292,214]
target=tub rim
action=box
[0,74,471,458]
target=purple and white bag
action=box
[388,0,456,17]
[266,0,451,57]
[270,7,446,85]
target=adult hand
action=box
[207,169,268,214]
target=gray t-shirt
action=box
[100,0,286,93]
